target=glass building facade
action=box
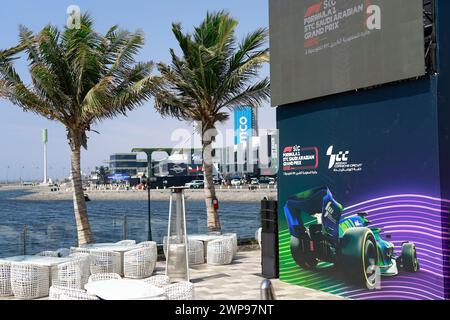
[108,153,148,177]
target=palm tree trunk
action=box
[202,138,221,233]
[70,136,93,245]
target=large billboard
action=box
[269,0,425,106]
[277,78,449,299]
[234,107,253,145]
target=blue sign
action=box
[107,173,130,181]
[234,106,253,144]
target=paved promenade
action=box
[1,248,343,300]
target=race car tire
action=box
[339,227,379,290]
[290,235,318,270]
[401,242,419,272]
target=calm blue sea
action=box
[0,189,260,258]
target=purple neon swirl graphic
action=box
[338,194,449,300]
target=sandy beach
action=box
[0,185,277,202]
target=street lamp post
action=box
[132,147,174,242]
[147,174,152,241]
[132,147,196,242]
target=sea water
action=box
[0,189,260,258]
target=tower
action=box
[42,128,48,185]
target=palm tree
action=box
[152,11,270,233]
[0,14,155,244]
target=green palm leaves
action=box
[0,13,155,144]
[153,11,270,132]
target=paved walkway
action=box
[155,248,344,300]
[1,248,343,300]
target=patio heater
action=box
[166,186,190,282]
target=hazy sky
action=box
[0,0,275,181]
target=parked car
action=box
[231,179,242,186]
[185,180,204,189]
[258,176,270,184]
[268,178,276,185]
[250,178,259,185]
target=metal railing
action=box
[0,214,260,258]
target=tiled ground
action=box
[1,248,344,300]
[154,248,344,300]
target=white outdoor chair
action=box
[255,228,262,248]
[88,273,122,283]
[89,249,121,275]
[188,239,204,265]
[142,275,170,288]
[35,251,59,257]
[51,260,84,290]
[0,261,12,297]
[164,281,194,300]
[10,262,50,299]
[116,240,136,246]
[138,241,157,248]
[49,285,99,300]
[123,246,157,279]
[68,252,90,285]
[70,247,91,255]
[207,237,234,265]
[223,233,238,256]
[56,248,71,257]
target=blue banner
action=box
[107,173,130,181]
[234,106,253,144]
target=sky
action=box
[0,0,274,182]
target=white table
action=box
[80,242,140,252]
[188,235,223,242]
[1,255,72,266]
[80,243,140,275]
[1,255,74,290]
[188,234,224,257]
[85,279,166,300]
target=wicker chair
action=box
[188,239,204,265]
[56,248,71,257]
[89,249,121,275]
[10,262,50,299]
[207,237,234,265]
[164,281,194,300]
[116,240,136,245]
[68,252,90,285]
[70,247,91,255]
[88,273,121,282]
[0,261,12,297]
[51,260,84,290]
[223,233,238,256]
[49,285,99,300]
[123,246,157,279]
[35,251,59,257]
[143,275,170,288]
[138,241,157,248]
[255,228,262,248]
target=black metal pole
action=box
[147,175,152,241]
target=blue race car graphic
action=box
[284,187,419,289]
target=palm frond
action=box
[153,11,270,132]
[1,11,154,145]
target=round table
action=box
[85,279,166,300]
